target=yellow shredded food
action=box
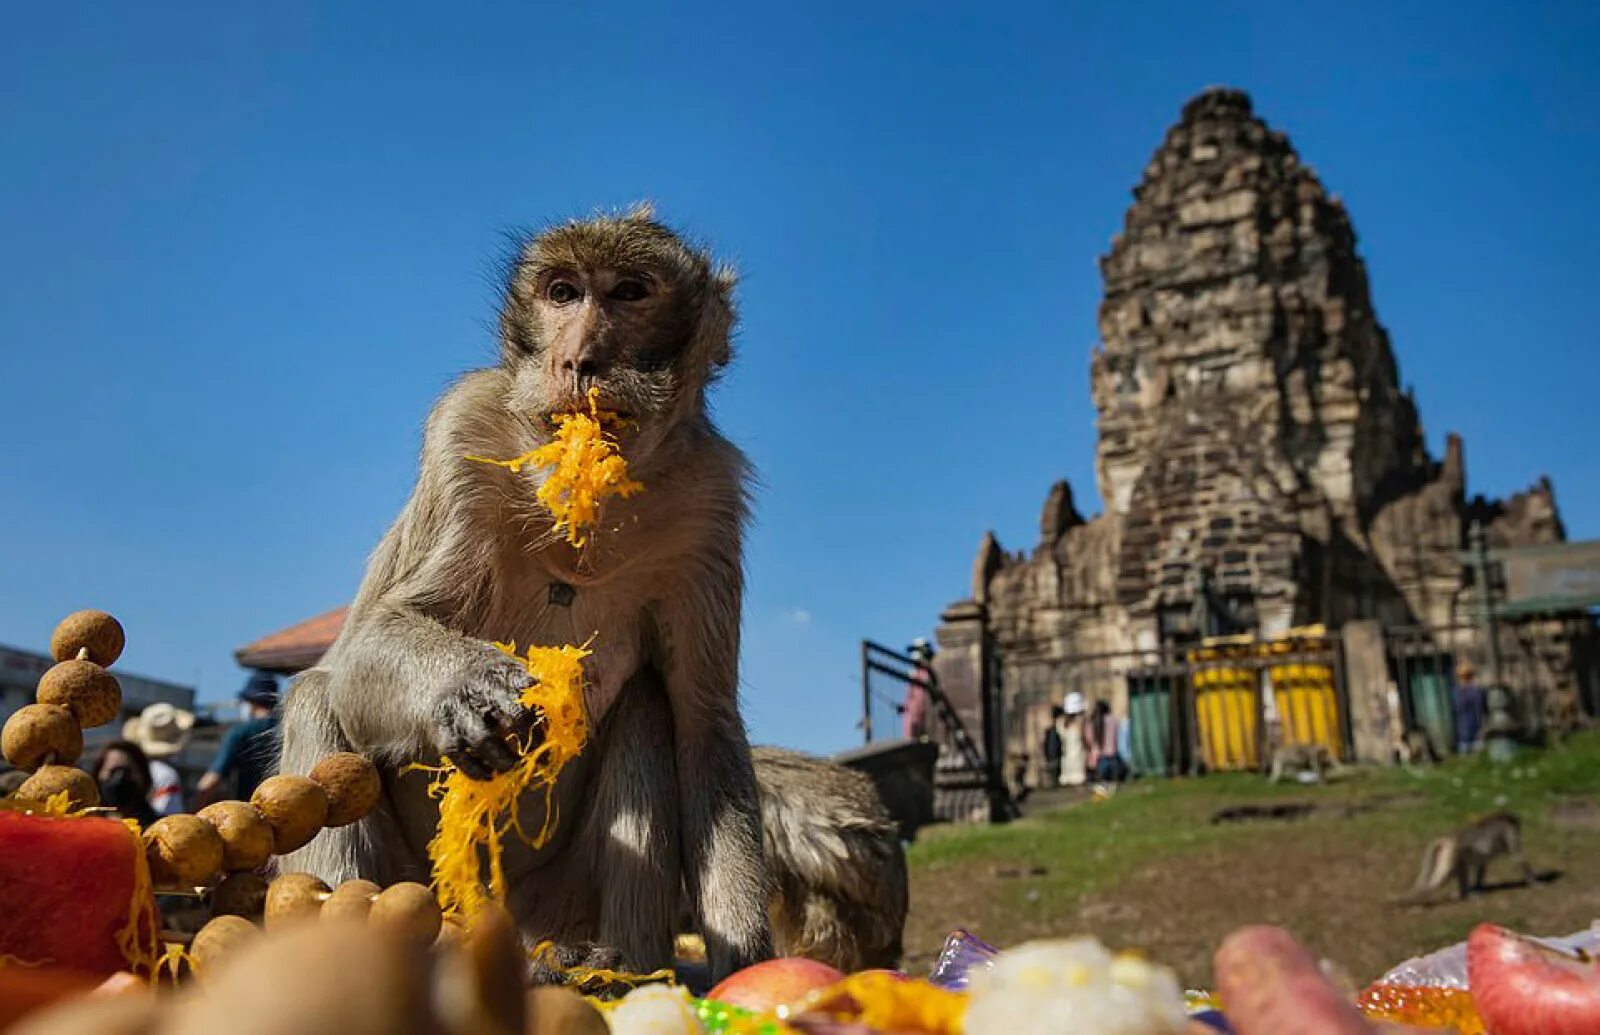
[0,789,89,817]
[418,641,590,923]
[152,941,192,986]
[529,939,675,993]
[467,387,644,546]
[795,973,968,1035]
[116,817,162,976]
[0,954,48,968]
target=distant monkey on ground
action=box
[1266,741,1344,784]
[752,748,908,972]
[278,206,772,984]
[1402,812,1539,903]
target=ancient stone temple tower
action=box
[932,88,1588,759]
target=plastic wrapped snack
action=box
[927,929,999,990]
[1376,921,1600,989]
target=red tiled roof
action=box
[234,606,348,674]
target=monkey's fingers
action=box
[510,705,547,744]
[437,711,520,780]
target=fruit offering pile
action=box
[1,610,1596,1035]
[0,611,443,982]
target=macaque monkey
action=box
[1385,683,1439,771]
[753,748,908,972]
[278,206,772,984]
[1403,812,1539,902]
[1266,741,1343,784]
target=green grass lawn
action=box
[902,733,1600,985]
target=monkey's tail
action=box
[1395,837,1456,904]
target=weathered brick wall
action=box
[936,88,1591,740]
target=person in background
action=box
[196,672,280,807]
[123,702,195,817]
[1453,659,1485,754]
[0,767,27,798]
[92,740,158,827]
[1059,692,1088,786]
[1085,699,1124,784]
[902,638,934,740]
[1116,706,1133,779]
[1041,705,1065,789]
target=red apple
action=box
[708,958,847,1013]
[852,969,908,981]
[1468,923,1600,1035]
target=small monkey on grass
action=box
[278,206,772,984]
[1401,812,1540,903]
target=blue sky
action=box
[2,3,1596,755]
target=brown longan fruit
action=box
[528,987,609,1035]
[249,775,329,854]
[189,915,259,977]
[264,873,331,929]
[320,878,381,922]
[308,752,381,827]
[36,660,122,729]
[435,914,469,949]
[50,610,126,668]
[209,872,269,920]
[143,815,225,889]
[17,765,99,811]
[2,704,83,770]
[196,801,274,872]
[367,882,442,947]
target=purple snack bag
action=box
[927,929,999,990]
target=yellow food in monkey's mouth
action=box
[418,641,590,923]
[467,387,644,547]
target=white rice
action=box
[608,984,706,1035]
[964,938,1188,1035]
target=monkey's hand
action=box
[527,942,632,1000]
[431,650,544,780]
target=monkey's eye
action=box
[546,280,582,305]
[610,278,651,303]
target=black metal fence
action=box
[860,640,1016,822]
[1385,620,1599,749]
[999,631,1349,786]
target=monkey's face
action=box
[499,210,735,462]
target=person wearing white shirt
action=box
[122,702,194,817]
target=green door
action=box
[1126,674,1172,777]
[1406,661,1457,757]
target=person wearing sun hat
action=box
[196,671,281,807]
[1059,691,1088,786]
[122,701,195,817]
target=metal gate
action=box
[1001,627,1350,785]
[860,640,1017,822]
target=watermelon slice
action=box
[0,808,159,976]
[1467,923,1600,1035]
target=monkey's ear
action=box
[707,264,739,368]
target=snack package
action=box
[926,930,998,991]
[1376,922,1600,989]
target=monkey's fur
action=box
[1266,741,1344,783]
[1402,812,1539,903]
[277,206,771,984]
[752,748,907,972]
